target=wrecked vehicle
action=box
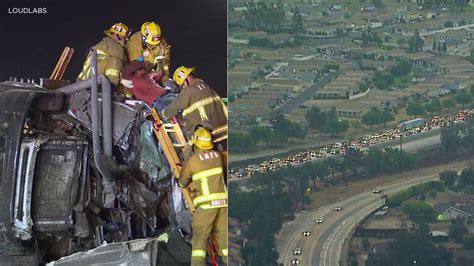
[0,55,194,265]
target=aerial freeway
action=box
[230,109,473,180]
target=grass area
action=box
[393,76,411,88]
[307,159,472,210]
[393,108,411,123]
[350,119,365,129]
[460,4,474,12]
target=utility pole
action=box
[399,124,406,173]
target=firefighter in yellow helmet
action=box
[179,127,227,266]
[127,22,171,84]
[77,23,129,86]
[161,66,227,146]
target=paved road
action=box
[276,131,442,266]
[277,174,440,266]
[419,23,474,37]
[276,71,338,114]
[231,128,441,184]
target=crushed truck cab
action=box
[0,78,194,265]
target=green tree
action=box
[442,97,456,110]
[408,29,424,53]
[437,41,443,53]
[459,167,474,187]
[449,220,468,243]
[273,0,286,32]
[468,49,474,64]
[229,132,256,152]
[272,116,304,139]
[364,148,384,175]
[442,42,447,54]
[291,7,304,36]
[455,89,472,107]
[228,94,235,103]
[249,126,272,146]
[463,237,474,249]
[382,110,395,125]
[305,106,325,131]
[425,98,442,114]
[390,60,412,77]
[326,158,340,180]
[439,170,457,186]
[406,101,426,117]
[343,149,364,176]
[366,232,453,266]
[322,118,349,136]
[361,107,382,129]
[373,71,394,90]
[401,200,437,224]
[309,162,328,184]
[441,125,462,156]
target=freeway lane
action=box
[276,128,441,266]
[232,128,441,185]
[277,173,441,266]
[315,174,443,266]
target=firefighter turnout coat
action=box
[126,32,171,80]
[77,37,126,86]
[161,79,227,142]
[179,148,227,265]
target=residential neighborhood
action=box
[228,0,474,265]
[229,0,474,153]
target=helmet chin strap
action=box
[184,77,190,87]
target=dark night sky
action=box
[0,0,227,96]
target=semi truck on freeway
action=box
[399,118,425,130]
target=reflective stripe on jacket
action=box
[162,79,227,135]
[77,37,126,86]
[179,149,227,209]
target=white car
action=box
[373,187,383,194]
[334,206,342,211]
[302,231,311,236]
[293,248,302,255]
[292,258,300,265]
[315,218,323,224]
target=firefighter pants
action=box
[191,206,228,266]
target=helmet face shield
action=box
[152,35,161,43]
[141,22,162,46]
[173,66,195,86]
[105,22,129,40]
[192,127,214,150]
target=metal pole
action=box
[90,49,113,182]
[56,78,93,94]
[57,75,113,158]
[100,75,113,157]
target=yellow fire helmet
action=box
[173,66,195,86]
[141,22,162,46]
[192,127,214,150]
[104,23,129,38]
